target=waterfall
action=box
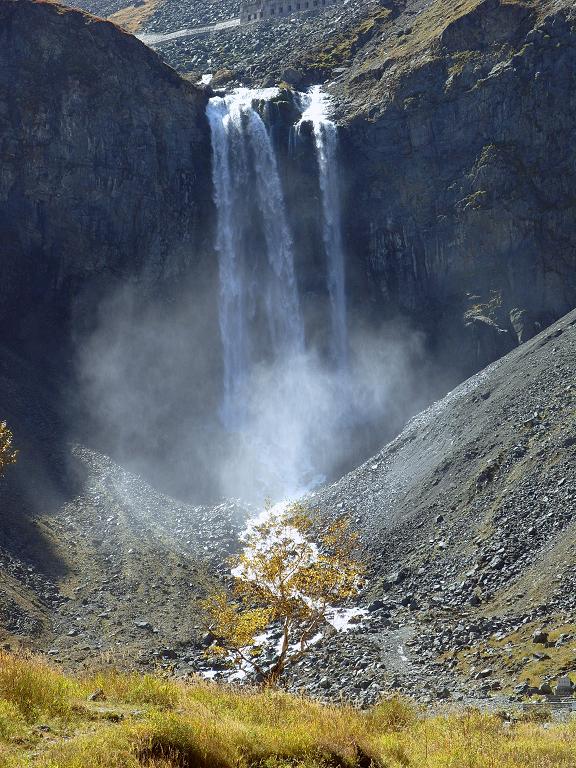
[207,88,304,428]
[299,86,348,368]
[207,86,353,500]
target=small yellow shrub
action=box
[0,699,27,742]
[0,652,73,721]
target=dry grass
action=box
[0,652,575,767]
[445,621,576,695]
[81,671,180,708]
[298,7,392,75]
[109,0,160,34]
[381,0,539,64]
[0,651,76,722]
[326,0,544,90]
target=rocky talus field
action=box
[2,306,576,707]
[1,0,576,715]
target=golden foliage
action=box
[203,503,364,684]
[0,421,17,476]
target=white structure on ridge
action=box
[240,0,340,24]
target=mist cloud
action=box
[75,285,440,507]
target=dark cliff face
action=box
[0,0,213,360]
[334,0,576,377]
[4,0,574,384]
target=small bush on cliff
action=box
[202,503,364,686]
[0,421,17,476]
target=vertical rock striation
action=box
[335,0,576,376]
[0,0,212,358]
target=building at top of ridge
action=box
[239,0,341,24]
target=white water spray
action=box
[206,86,388,502]
[299,86,348,368]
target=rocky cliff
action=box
[237,0,576,377]
[0,0,213,362]
[99,0,576,378]
[1,0,574,485]
[333,0,576,376]
[2,0,576,705]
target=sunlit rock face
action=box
[336,1,576,379]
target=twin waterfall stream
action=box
[207,86,350,498]
[300,88,348,371]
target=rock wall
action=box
[0,0,213,360]
[336,0,576,376]
[2,0,576,493]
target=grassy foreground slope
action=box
[0,652,575,767]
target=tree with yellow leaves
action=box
[0,421,17,476]
[203,502,364,686]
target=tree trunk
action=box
[264,619,290,687]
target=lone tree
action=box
[203,502,364,686]
[0,422,17,476]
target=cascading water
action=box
[207,86,353,500]
[207,88,304,429]
[298,86,348,368]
